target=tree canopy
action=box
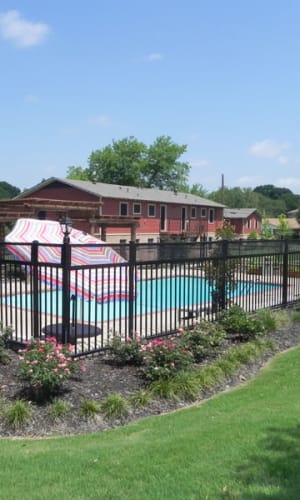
[67,136,190,191]
[209,185,300,217]
[0,181,20,199]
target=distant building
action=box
[223,208,261,239]
[267,217,300,238]
[16,178,225,243]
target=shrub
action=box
[101,393,129,420]
[178,321,226,362]
[79,399,101,419]
[4,400,32,430]
[171,371,199,401]
[194,365,225,390]
[0,325,12,365]
[108,335,144,366]
[47,399,71,421]
[220,305,265,341]
[129,390,152,408]
[0,396,6,416]
[140,338,193,381]
[18,337,84,400]
[254,309,277,332]
[149,378,179,400]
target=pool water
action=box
[7,276,274,322]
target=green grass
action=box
[1,347,300,499]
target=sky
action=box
[1,1,300,194]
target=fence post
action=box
[220,239,228,310]
[31,240,39,338]
[128,241,136,339]
[282,239,288,306]
[61,239,71,344]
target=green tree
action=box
[0,181,20,199]
[189,183,209,197]
[260,216,274,239]
[67,136,190,191]
[142,136,190,191]
[254,184,293,200]
[209,187,261,209]
[66,166,89,180]
[215,220,236,240]
[277,213,292,239]
[88,137,147,186]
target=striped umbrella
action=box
[5,218,131,302]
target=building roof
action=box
[224,208,259,219]
[267,218,300,230]
[18,177,226,209]
[287,208,299,218]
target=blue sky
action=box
[1,1,300,193]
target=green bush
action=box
[47,399,71,421]
[0,325,12,365]
[101,393,129,420]
[129,390,152,408]
[171,371,200,401]
[254,309,277,332]
[108,336,144,366]
[149,378,180,400]
[79,399,101,419]
[4,400,32,430]
[220,305,265,341]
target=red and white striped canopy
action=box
[5,218,130,302]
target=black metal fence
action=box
[1,239,300,355]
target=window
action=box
[191,207,196,218]
[148,238,154,243]
[148,204,156,217]
[37,210,46,220]
[120,202,128,216]
[160,205,167,231]
[133,203,141,215]
[119,239,127,244]
[208,208,215,223]
[181,207,187,231]
[201,208,207,218]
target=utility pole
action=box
[221,173,225,204]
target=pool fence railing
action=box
[1,238,300,355]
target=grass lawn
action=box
[1,346,300,499]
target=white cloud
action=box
[0,10,49,47]
[189,159,209,167]
[87,115,112,127]
[276,177,300,189]
[277,155,289,165]
[146,52,164,62]
[249,139,290,162]
[236,175,264,187]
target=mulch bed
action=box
[1,323,300,438]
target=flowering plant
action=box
[178,321,226,362]
[108,334,144,366]
[140,338,193,381]
[18,337,85,399]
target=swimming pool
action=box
[6,275,276,322]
